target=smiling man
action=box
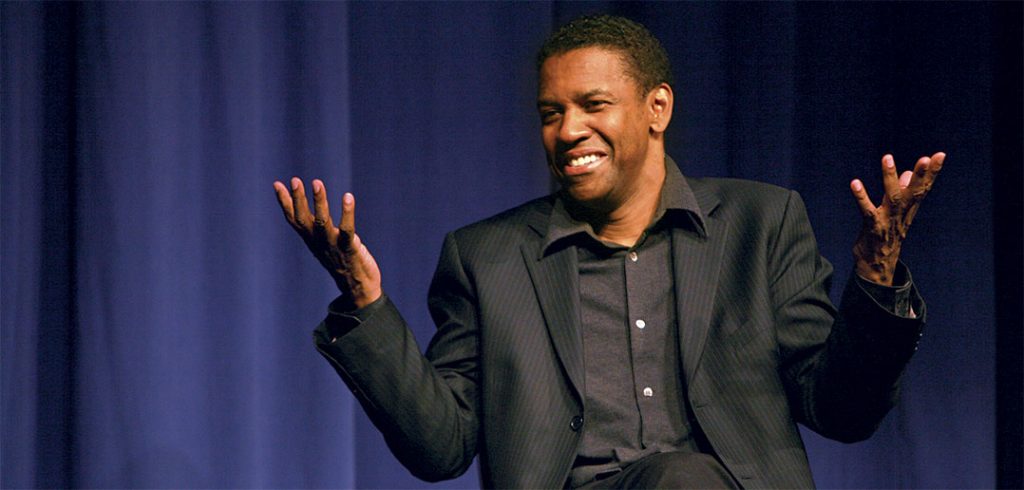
[274,15,943,489]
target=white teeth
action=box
[568,154,600,167]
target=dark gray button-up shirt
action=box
[544,163,706,486]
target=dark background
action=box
[3,2,1020,488]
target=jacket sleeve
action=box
[313,232,480,481]
[770,190,925,443]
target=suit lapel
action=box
[523,219,727,398]
[516,171,728,400]
[521,226,585,403]
[673,196,728,384]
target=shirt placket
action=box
[624,243,655,447]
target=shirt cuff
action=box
[320,294,388,342]
[854,262,914,317]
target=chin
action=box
[563,185,597,202]
[562,186,613,211]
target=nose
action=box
[558,108,591,144]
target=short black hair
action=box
[537,14,674,93]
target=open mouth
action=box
[568,154,600,167]
[562,152,607,176]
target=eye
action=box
[539,109,562,124]
[584,100,609,111]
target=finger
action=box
[881,154,901,202]
[290,177,314,230]
[910,151,945,185]
[905,155,936,198]
[350,232,383,306]
[899,170,913,189]
[910,155,929,181]
[351,232,381,281]
[929,152,946,173]
[311,179,335,229]
[850,179,876,217]
[273,181,298,226]
[339,192,356,235]
[335,192,357,252]
[352,232,368,266]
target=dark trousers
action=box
[575,452,741,489]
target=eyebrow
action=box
[537,89,615,108]
[578,89,614,100]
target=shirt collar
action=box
[542,156,706,253]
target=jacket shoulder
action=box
[689,176,794,208]
[445,195,553,259]
[459,195,552,229]
[687,176,800,224]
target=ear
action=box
[647,83,674,134]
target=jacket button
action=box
[570,415,584,431]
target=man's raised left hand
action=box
[850,152,946,286]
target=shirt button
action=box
[570,415,584,431]
[643,387,653,397]
[628,251,638,262]
[635,319,646,329]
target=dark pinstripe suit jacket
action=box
[316,171,925,489]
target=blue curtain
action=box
[3,2,1019,488]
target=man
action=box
[273,15,944,489]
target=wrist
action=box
[855,260,895,286]
[352,289,382,309]
[332,278,383,310]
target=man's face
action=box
[538,47,658,210]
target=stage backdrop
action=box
[3,2,1020,489]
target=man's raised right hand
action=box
[273,177,382,309]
